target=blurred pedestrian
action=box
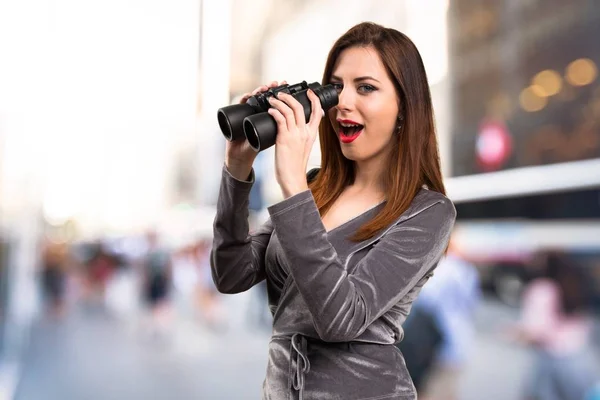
[171,242,200,317]
[40,240,69,319]
[399,234,481,400]
[194,238,225,329]
[508,251,599,400]
[84,242,118,307]
[140,231,173,340]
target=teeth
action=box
[340,123,363,137]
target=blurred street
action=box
[14,295,596,400]
[14,291,271,400]
[2,1,600,399]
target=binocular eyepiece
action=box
[217,81,339,152]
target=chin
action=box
[340,149,362,162]
[340,147,353,158]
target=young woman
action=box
[211,22,456,400]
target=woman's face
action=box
[328,45,400,163]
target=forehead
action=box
[331,46,387,79]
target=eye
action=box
[331,83,343,93]
[358,84,377,93]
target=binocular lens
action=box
[243,113,278,152]
[217,110,233,141]
[243,119,260,151]
[217,103,255,142]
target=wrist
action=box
[225,159,254,181]
[281,182,309,199]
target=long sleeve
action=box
[210,165,273,294]
[267,190,456,342]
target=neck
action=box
[351,156,388,196]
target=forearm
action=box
[211,165,269,293]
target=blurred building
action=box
[0,1,204,395]
[444,0,600,306]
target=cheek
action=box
[327,110,337,129]
[363,102,397,135]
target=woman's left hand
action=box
[268,89,324,199]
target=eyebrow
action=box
[330,75,381,83]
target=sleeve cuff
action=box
[267,189,314,217]
[222,164,255,188]
[267,189,326,237]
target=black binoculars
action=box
[217,81,339,152]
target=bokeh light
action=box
[566,58,598,87]
[519,85,548,112]
[532,69,563,96]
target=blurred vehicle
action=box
[448,179,600,310]
[446,0,600,310]
[454,221,600,311]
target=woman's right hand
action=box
[225,80,286,180]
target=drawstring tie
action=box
[291,333,310,399]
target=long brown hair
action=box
[309,22,446,242]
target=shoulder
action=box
[401,188,456,227]
[374,190,456,259]
[372,189,457,251]
[377,189,456,241]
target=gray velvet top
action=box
[211,165,456,400]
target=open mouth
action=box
[340,123,363,136]
[339,122,364,143]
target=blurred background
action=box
[0,0,599,399]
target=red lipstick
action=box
[337,118,361,125]
[337,119,363,144]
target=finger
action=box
[268,81,279,88]
[268,97,296,131]
[267,108,288,136]
[307,89,324,133]
[277,92,305,129]
[239,92,252,104]
[251,85,269,96]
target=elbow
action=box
[210,258,256,294]
[313,297,368,342]
[211,271,245,295]
[314,322,362,343]
[316,329,359,343]
[213,281,241,294]
[316,331,349,343]
[209,251,243,294]
[217,287,243,295]
[210,265,240,295]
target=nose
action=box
[335,86,354,113]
